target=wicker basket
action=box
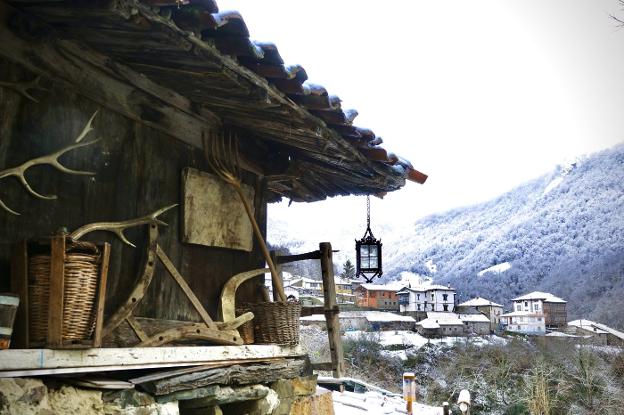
[236,306,255,345]
[28,242,102,344]
[251,301,301,346]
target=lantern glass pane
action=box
[369,252,378,268]
[360,245,370,268]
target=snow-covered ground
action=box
[477,261,511,277]
[332,389,443,414]
[343,330,508,352]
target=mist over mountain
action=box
[269,144,624,328]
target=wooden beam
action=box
[152,359,307,399]
[9,241,28,348]
[319,242,345,378]
[0,2,220,149]
[0,344,304,373]
[275,250,321,264]
[47,236,65,348]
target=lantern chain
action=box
[366,195,371,229]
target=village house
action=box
[457,296,504,332]
[300,311,415,332]
[415,312,465,337]
[567,319,624,347]
[283,276,353,304]
[0,1,427,413]
[354,283,403,310]
[501,291,567,334]
[457,313,491,335]
[397,284,456,316]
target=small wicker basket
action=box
[236,306,255,345]
[250,301,301,346]
[28,241,102,345]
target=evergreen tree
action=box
[341,259,356,279]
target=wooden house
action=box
[0,0,426,413]
[353,283,403,310]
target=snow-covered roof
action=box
[417,320,440,329]
[399,284,455,293]
[418,312,464,326]
[358,283,405,292]
[568,319,624,339]
[458,297,503,307]
[458,313,490,323]
[334,277,352,285]
[512,291,566,303]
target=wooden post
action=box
[443,402,450,415]
[92,242,110,347]
[269,250,283,302]
[10,241,28,348]
[47,236,66,348]
[319,242,344,378]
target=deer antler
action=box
[0,111,100,215]
[69,204,178,247]
[0,76,50,103]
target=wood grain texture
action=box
[182,168,254,252]
[47,236,65,348]
[0,59,266,323]
[151,359,307,398]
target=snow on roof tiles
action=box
[512,291,566,303]
[359,283,405,291]
[458,313,490,323]
[458,297,503,307]
[568,319,624,339]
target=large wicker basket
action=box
[28,241,102,345]
[251,301,301,346]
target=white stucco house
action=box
[457,296,504,331]
[501,291,567,334]
[397,284,456,313]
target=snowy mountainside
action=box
[269,144,624,327]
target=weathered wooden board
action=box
[182,168,254,252]
[151,359,307,398]
[0,344,304,372]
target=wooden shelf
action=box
[0,344,304,377]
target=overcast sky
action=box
[219,0,624,235]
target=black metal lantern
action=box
[355,195,382,283]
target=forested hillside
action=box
[382,144,624,328]
[270,144,624,328]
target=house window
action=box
[431,294,435,301]
[417,304,421,311]
[443,305,448,311]
[417,294,420,300]
[443,294,448,301]
[524,301,528,308]
[516,304,521,311]
[534,303,539,311]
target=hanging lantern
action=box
[355,195,383,283]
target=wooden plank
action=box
[275,250,321,264]
[47,236,65,348]
[181,168,254,252]
[152,359,307,398]
[0,3,220,149]
[125,316,149,343]
[0,345,304,371]
[156,245,217,330]
[92,242,110,347]
[319,242,344,378]
[9,241,28,348]
[128,358,286,384]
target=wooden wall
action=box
[0,59,267,322]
